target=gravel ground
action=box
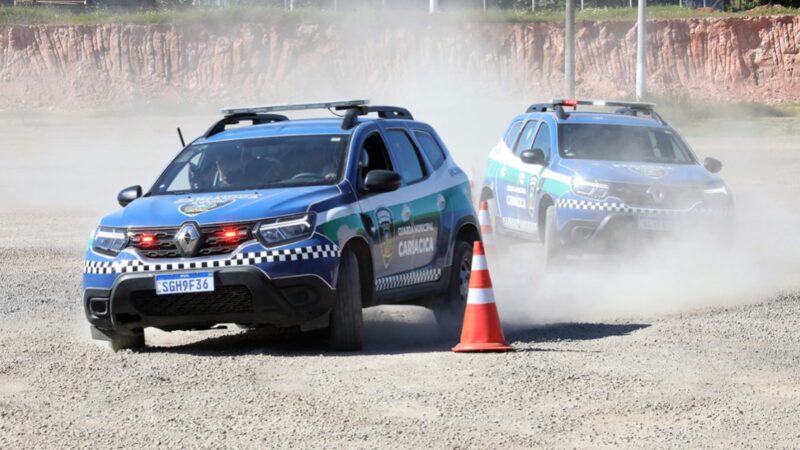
[1,115,799,448]
[1,212,799,448]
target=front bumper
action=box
[82,237,340,334]
[84,266,335,334]
[554,198,734,253]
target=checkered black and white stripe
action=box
[555,199,723,216]
[84,244,340,275]
[375,268,442,292]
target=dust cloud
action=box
[0,14,797,329]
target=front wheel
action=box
[328,251,364,351]
[433,240,473,333]
[90,326,144,352]
[543,206,565,270]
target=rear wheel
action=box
[433,240,473,334]
[329,251,364,351]
[90,326,144,352]
[544,206,565,270]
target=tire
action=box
[90,325,144,352]
[329,250,364,351]
[543,206,565,270]
[433,240,473,334]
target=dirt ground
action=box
[0,113,799,448]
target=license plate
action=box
[155,273,214,295]
[638,216,679,232]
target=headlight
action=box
[256,213,315,247]
[92,227,128,256]
[571,177,609,200]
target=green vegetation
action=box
[1,4,799,25]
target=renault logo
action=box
[647,184,666,204]
[175,223,202,257]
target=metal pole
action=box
[483,0,486,12]
[429,0,438,13]
[581,0,584,10]
[636,0,647,100]
[565,0,575,97]
[333,0,337,11]
[532,0,535,12]
[289,0,294,11]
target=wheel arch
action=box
[339,236,374,307]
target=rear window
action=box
[558,124,696,164]
[414,130,446,169]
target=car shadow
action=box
[140,315,650,357]
[506,322,651,344]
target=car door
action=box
[353,129,409,280]
[503,119,540,234]
[381,126,441,274]
[520,121,553,235]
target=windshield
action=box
[558,124,696,164]
[152,135,349,195]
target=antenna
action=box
[177,127,186,148]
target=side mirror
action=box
[520,149,546,165]
[703,157,723,174]
[364,170,402,193]
[118,185,142,207]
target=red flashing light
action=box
[140,235,155,246]
[221,229,241,241]
[562,99,578,107]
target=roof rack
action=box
[340,105,414,130]
[526,98,665,125]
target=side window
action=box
[386,129,425,184]
[359,132,394,185]
[503,120,523,149]
[513,120,540,155]
[531,123,552,160]
[413,130,446,170]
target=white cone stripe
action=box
[471,256,489,271]
[467,287,495,305]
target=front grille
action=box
[609,183,703,209]
[130,285,253,316]
[128,222,256,258]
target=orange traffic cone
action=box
[478,201,494,249]
[452,241,513,353]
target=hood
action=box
[100,185,341,228]
[556,159,723,186]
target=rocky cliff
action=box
[0,16,797,110]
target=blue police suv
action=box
[481,99,733,266]
[84,100,479,351]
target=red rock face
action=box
[0,16,797,110]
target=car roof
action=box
[195,117,430,144]
[517,111,668,128]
